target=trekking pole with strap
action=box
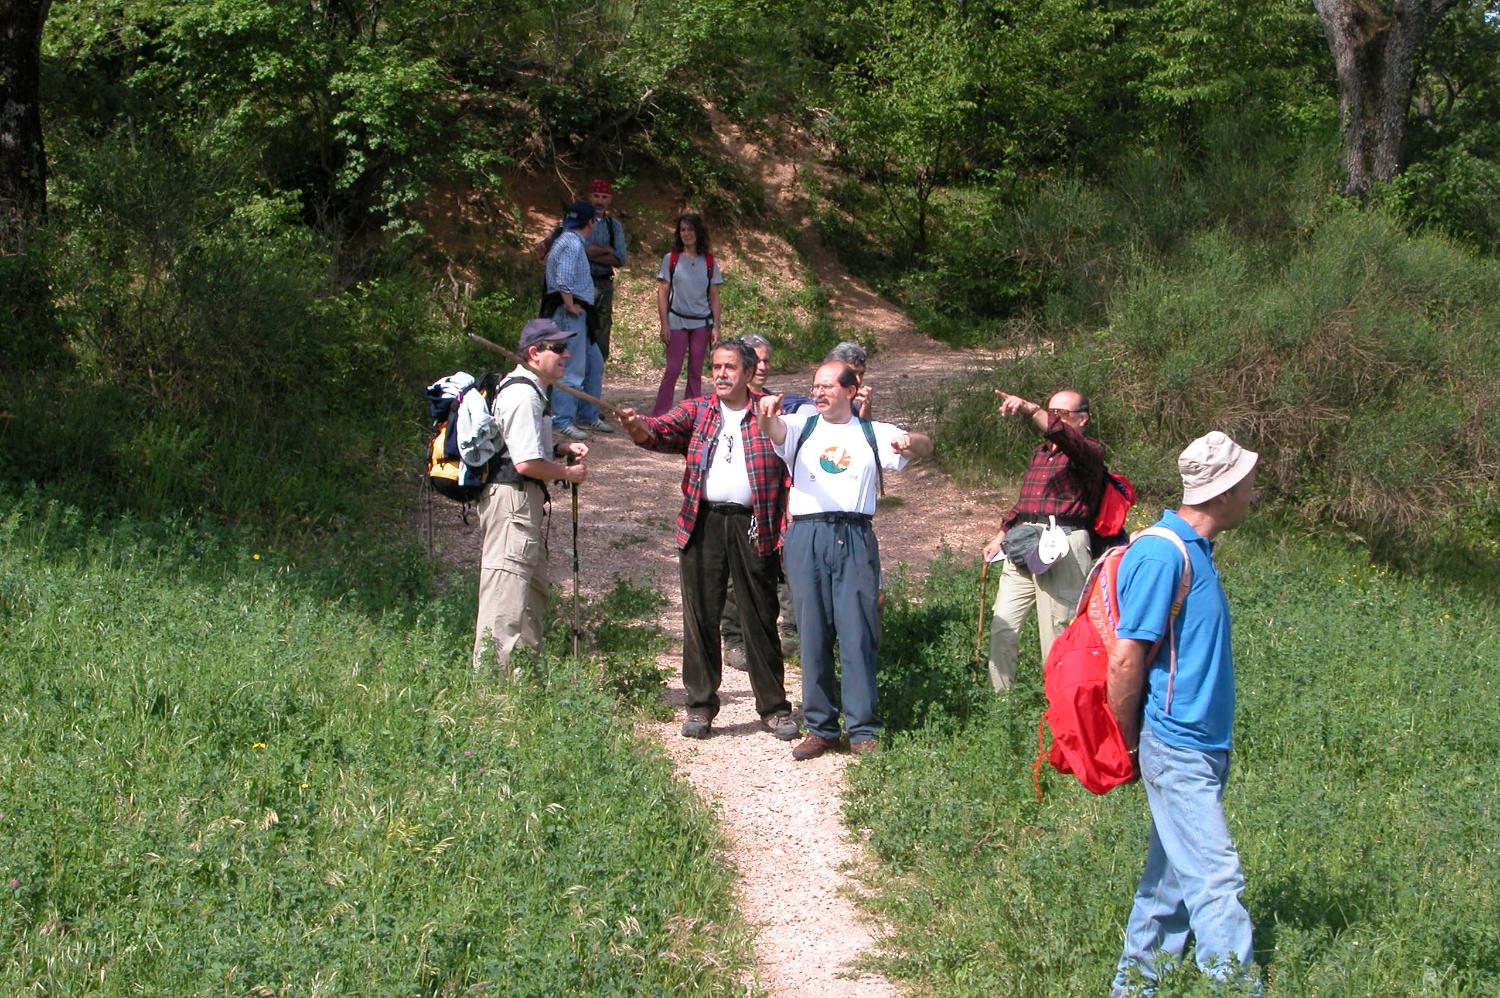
[568,453,582,666]
[468,332,625,419]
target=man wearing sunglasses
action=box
[615,338,797,743]
[472,319,589,672]
[982,388,1107,693]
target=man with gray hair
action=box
[826,341,872,417]
[1106,430,1261,996]
[615,337,798,742]
[720,332,796,669]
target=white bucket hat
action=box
[1026,516,1071,575]
[1180,431,1258,505]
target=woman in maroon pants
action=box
[653,213,723,415]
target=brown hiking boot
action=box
[791,733,840,761]
[849,738,880,756]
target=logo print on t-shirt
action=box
[818,447,851,475]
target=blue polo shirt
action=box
[1115,510,1236,752]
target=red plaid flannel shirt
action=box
[638,391,789,557]
[1001,414,1107,531]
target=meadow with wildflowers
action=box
[0,494,754,996]
[850,516,1499,995]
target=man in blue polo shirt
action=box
[1106,430,1260,996]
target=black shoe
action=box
[760,711,799,741]
[681,710,712,739]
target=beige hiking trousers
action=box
[473,479,549,670]
[987,527,1093,692]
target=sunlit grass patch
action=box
[850,527,1500,995]
[0,494,754,996]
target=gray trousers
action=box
[783,517,882,742]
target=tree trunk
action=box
[1314,0,1455,199]
[0,0,51,253]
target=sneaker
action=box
[849,738,880,756]
[760,711,799,741]
[723,644,748,672]
[681,710,712,740]
[791,733,840,761]
[582,419,616,434]
[557,423,591,441]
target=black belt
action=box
[792,512,873,524]
[704,501,753,516]
[1012,512,1091,530]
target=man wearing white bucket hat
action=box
[1105,430,1261,996]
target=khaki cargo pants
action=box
[987,526,1093,692]
[472,479,549,670]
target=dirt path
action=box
[425,113,1020,995]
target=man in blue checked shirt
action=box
[544,200,606,441]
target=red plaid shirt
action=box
[1001,414,1107,531]
[638,391,789,557]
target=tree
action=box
[0,0,50,252]
[1315,0,1456,198]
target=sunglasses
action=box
[1048,407,1088,417]
[538,341,568,354]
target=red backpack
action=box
[1094,471,1135,538]
[1033,526,1191,798]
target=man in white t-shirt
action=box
[616,339,797,742]
[756,360,934,760]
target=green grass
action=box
[851,522,1500,995]
[0,493,754,996]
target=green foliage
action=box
[0,493,753,995]
[846,531,1500,994]
[877,558,996,735]
[926,126,1498,568]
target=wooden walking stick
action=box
[976,558,991,661]
[468,332,624,418]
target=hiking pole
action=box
[975,557,991,661]
[468,332,624,419]
[568,453,582,667]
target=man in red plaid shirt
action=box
[615,338,798,741]
[981,388,1107,692]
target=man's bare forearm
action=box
[1106,638,1153,752]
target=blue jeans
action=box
[1112,725,1257,996]
[549,306,601,429]
[783,518,882,742]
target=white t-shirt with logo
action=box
[703,401,754,506]
[773,413,909,516]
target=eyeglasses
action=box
[1048,407,1088,417]
[538,342,568,354]
[723,435,735,464]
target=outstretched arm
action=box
[756,393,788,446]
[996,390,1049,434]
[891,430,933,461]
